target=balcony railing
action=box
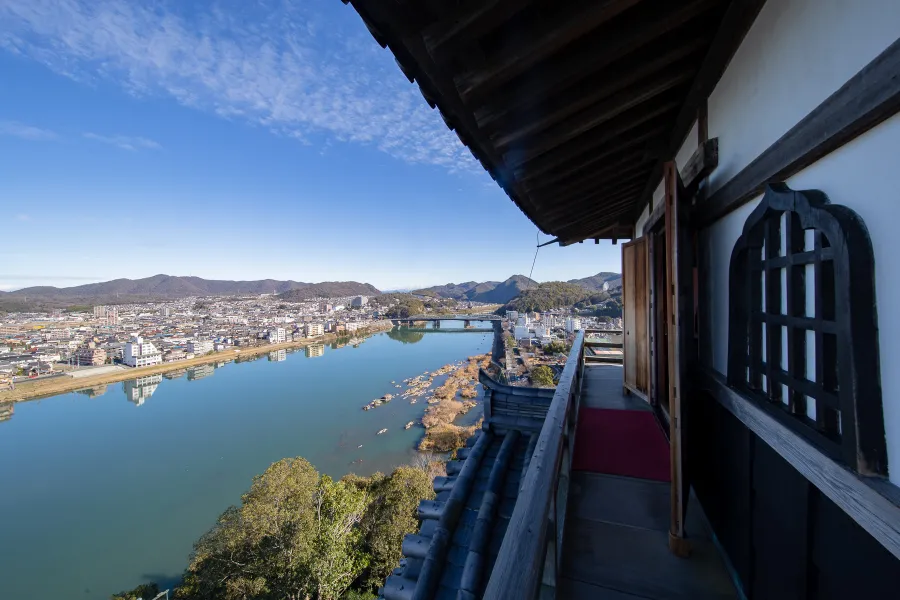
[584,328,624,365]
[483,330,585,600]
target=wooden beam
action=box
[520,125,666,185]
[680,137,719,191]
[543,174,649,217]
[472,0,717,119]
[422,0,531,60]
[695,36,900,227]
[456,0,643,104]
[632,0,768,222]
[552,190,647,232]
[481,37,707,140]
[535,161,652,208]
[697,366,900,561]
[523,149,646,195]
[509,100,677,171]
[495,67,695,156]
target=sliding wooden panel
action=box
[622,236,649,397]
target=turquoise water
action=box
[0,324,493,599]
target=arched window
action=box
[727,184,886,476]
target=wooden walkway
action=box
[560,365,738,600]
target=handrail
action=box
[483,330,584,600]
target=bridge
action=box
[394,313,501,322]
[388,314,505,362]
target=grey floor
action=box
[559,365,737,600]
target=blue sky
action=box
[0,0,621,292]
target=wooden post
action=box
[664,161,691,557]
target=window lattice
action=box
[727,184,886,475]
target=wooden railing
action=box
[483,331,585,600]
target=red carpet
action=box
[573,408,670,482]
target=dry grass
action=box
[418,354,491,453]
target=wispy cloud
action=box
[83,132,161,151]
[0,0,482,174]
[0,120,58,141]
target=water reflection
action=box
[187,365,215,381]
[386,328,426,344]
[74,384,109,398]
[122,374,162,406]
[0,401,12,423]
[268,349,287,362]
[306,344,325,358]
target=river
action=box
[0,323,493,599]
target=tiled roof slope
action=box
[380,373,554,600]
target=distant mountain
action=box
[0,275,381,310]
[277,282,381,301]
[568,271,622,291]
[413,275,537,304]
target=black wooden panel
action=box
[689,392,752,591]
[751,441,809,600]
[808,490,900,600]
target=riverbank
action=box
[0,321,393,404]
[418,353,491,453]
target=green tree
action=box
[307,476,370,600]
[530,365,556,387]
[177,457,320,600]
[111,583,159,600]
[357,466,434,588]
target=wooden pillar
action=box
[664,160,692,557]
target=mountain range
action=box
[412,275,538,304]
[0,271,621,311]
[0,275,380,310]
[567,271,622,291]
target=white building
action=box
[188,340,214,355]
[123,336,162,368]
[565,318,582,333]
[506,310,519,323]
[306,323,324,338]
[351,296,368,307]
[268,327,287,344]
[513,325,531,341]
[533,324,549,339]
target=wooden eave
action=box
[344,0,766,243]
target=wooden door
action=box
[622,237,649,398]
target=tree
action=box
[530,365,556,387]
[356,466,434,588]
[307,476,370,600]
[177,457,320,600]
[111,583,159,600]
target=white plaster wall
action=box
[707,0,900,193]
[674,120,699,176]
[705,112,900,484]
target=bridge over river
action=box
[388,314,504,361]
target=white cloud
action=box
[0,0,482,174]
[83,132,161,151]
[0,120,58,141]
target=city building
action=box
[268,327,287,344]
[305,323,324,338]
[506,310,519,322]
[161,307,171,317]
[74,346,107,366]
[351,296,368,307]
[513,325,530,341]
[565,317,582,333]
[123,336,162,368]
[187,340,214,355]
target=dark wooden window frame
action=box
[727,183,886,476]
